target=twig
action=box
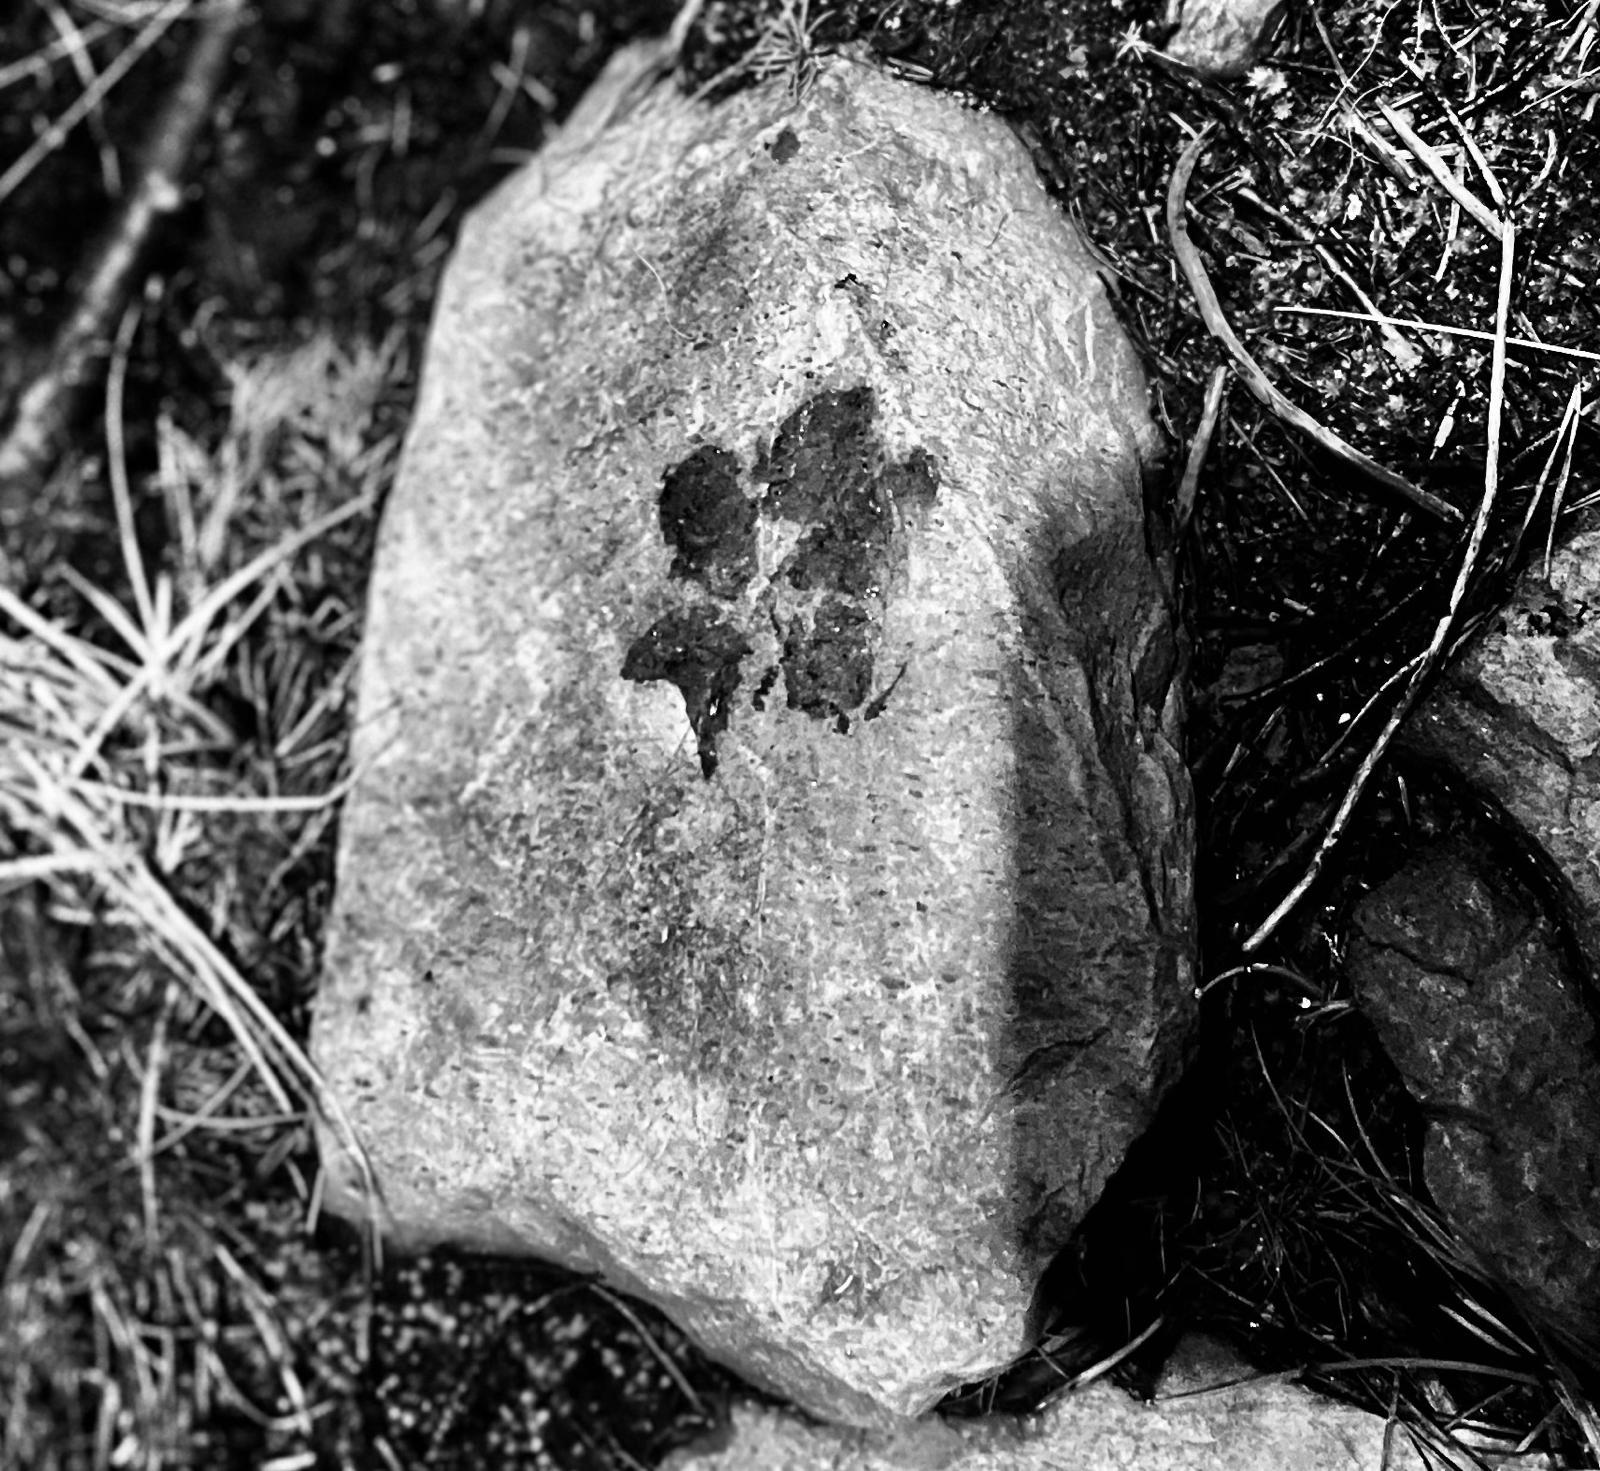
[43,0,124,196]
[0,18,116,93]
[1233,184,1421,369]
[1557,0,1600,65]
[1165,126,1462,524]
[589,1284,709,1418]
[1339,104,1419,187]
[1178,364,1228,535]
[1498,381,1583,577]
[65,773,361,814]
[1556,1378,1600,1468]
[1056,1315,1167,1394]
[1374,102,1504,240]
[1301,617,1487,781]
[1538,386,1582,579]
[0,0,187,208]
[107,300,157,639]
[1274,306,1600,365]
[1245,204,1518,951]
[136,981,177,1241]
[0,0,249,504]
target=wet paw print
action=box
[622,384,938,777]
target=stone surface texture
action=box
[1394,521,1600,1340]
[1347,838,1600,1341]
[663,1336,1456,1471]
[1164,0,1287,79]
[313,43,1194,1427]
[1405,522,1600,968]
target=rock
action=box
[662,1336,1444,1471]
[1163,0,1287,80]
[1405,523,1600,969]
[312,41,1194,1428]
[1346,836,1600,1342]
[1386,521,1600,1339]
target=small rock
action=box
[1164,0,1287,80]
[1405,522,1600,967]
[1347,837,1600,1340]
[1391,519,1600,1339]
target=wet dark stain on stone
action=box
[627,386,940,773]
[621,608,751,777]
[884,446,940,508]
[763,390,923,606]
[658,445,756,599]
[755,386,877,520]
[609,789,759,1078]
[785,506,890,596]
[782,596,874,728]
[750,662,781,712]
[769,125,801,163]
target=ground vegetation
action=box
[4,0,1600,1465]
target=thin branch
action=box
[1537,386,1582,579]
[1274,306,1600,365]
[0,18,116,93]
[1178,364,1229,535]
[1234,185,1422,369]
[43,0,124,196]
[107,300,157,639]
[589,1284,709,1419]
[0,0,188,208]
[67,770,361,814]
[1373,102,1504,240]
[0,0,249,504]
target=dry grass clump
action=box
[0,288,732,1471]
[0,329,398,1468]
[1,5,736,1463]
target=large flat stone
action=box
[313,43,1194,1427]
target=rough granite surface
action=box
[1348,838,1600,1342]
[662,1336,1456,1471]
[1405,523,1600,971]
[1164,0,1288,79]
[313,43,1194,1427]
